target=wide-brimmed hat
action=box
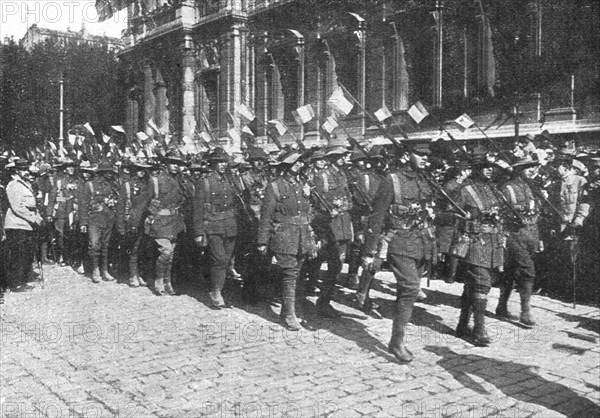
[309,148,326,162]
[511,155,540,170]
[278,148,303,165]
[163,152,187,166]
[6,158,29,170]
[247,146,268,162]
[208,147,230,163]
[410,142,431,156]
[325,146,349,157]
[96,161,117,173]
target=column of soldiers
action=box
[1,136,599,366]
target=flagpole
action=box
[58,74,64,144]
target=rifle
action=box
[524,178,563,221]
[300,172,334,217]
[226,172,254,223]
[340,165,373,213]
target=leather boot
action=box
[209,290,225,308]
[91,256,101,283]
[129,275,140,288]
[444,255,460,283]
[316,297,341,318]
[154,277,166,295]
[101,256,115,281]
[472,296,491,347]
[281,278,301,331]
[519,283,536,328]
[388,302,414,363]
[456,286,473,338]
[495,286,517,321]
[137,275,147,287]
[164,273,175,296]
[345,273,359,290]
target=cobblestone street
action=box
[1,264,599,417]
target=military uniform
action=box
[257,157,315,329]
[116,168,151,287]
[193,149,238,307]
[79,164,120,283]
[453,170,505,346]
[365,159,436,362]
[47,167,79,266]
[307,155,354,313]
[145,165,186,295]
[496,161,541,326]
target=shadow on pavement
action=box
[424,345,600,416]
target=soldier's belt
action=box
[465,222,499,234]
[157,208,180,216]
[277,215,310,225]
[206,209,235,220]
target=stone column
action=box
[181,33,197,139]
[154,69,168,135]
[143,61,156,136]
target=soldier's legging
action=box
[315,239,348,302]
[501,232,536,291]
[275,252,308,314]
[155,238,176,279]
[207,235,236,292]
[126,233,143,277]
[88,225,113,267]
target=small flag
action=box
[111,125,125,133]
[68,134,77,146]
[268,119,288,136]
[322,116,339,134]
[136,132,149,141]
[454,113,475,131]
[235,103,256,123]
[292,104,315,125]
[227,127,241,143]
[148,118,160,134]
[375,105,393,122]
[407,101,429,124]
[327,87,354,117]
[48,141,57,151]
[199,131,213,144]
[83,122,95,136]
[102,132,111,144]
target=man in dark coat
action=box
[79,161,120,283]
[257,150,316,330]
[364,144,437,363]
[193,147,239,308]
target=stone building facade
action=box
[115,0,600,150]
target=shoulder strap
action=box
[321,172,329,194]
[391,173,402,205]
[125,182,131,200]
[152,176,159,197]
[203,177,210,198]
[272,181,280,201]
[88,181,94,194]
[464,184,485,211]
[505,184,518,206]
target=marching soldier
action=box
[116,160,152,287]
[257,150,316,330]
[145,155,187,295]
[307,146,354,317]
[364,143,437,363]
[495,156,542,327]
[193,147,239,308]
[452,148,505,347]
[79,161,120,283]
